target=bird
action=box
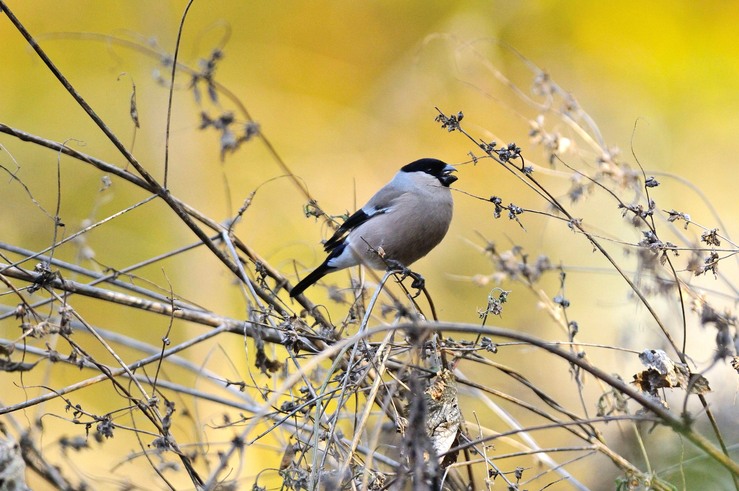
[290,158,458,297]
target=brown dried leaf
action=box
[424,369,461,461]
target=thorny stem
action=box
[439,109,682,358]
[0,2,306,329]
[436,108,737,487]
[0,123,327,323]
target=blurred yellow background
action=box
[1,1,737,489]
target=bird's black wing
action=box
[322,185,402,252]
[323,209,372,252]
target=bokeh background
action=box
[1,1,737,489]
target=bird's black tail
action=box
[290,263,330,297]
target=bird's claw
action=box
[386,260,425,296]
[409,272,425,292]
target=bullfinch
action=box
[290,158,457,297]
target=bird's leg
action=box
[385,258,410,277]
[385,260,425,296]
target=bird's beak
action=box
[440,165,458,187]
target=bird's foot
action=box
[409,272,425,292]
[386,260,425,297]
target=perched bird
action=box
[290,158,458,297]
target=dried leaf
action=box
[633,349,711,397]
[424,369,461,460]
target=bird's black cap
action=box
[401,158,458,187]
